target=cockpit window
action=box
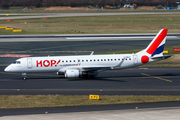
[12,61,16,64]
[12,61,21,64]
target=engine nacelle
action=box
[65,70,79,78]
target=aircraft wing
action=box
[58,66,112,73]
[81,66,112,72]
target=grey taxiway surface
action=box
[0,67,180,95]
[1,102,180,120]
[0,34,180,95]
[0,33,179,42]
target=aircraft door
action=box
[27,58,32,68]
[133,55,138,65]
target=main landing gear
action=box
[22,73,27,80]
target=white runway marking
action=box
[66,36,177,40]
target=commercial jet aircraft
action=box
[4,29,170,80]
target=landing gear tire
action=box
[22,73,27,80]
[22,77,27,80]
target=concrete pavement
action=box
[2,107,180,120]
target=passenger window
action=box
[101,59,103,61]
[74,60,75,62]
[90,60,92,62]
[82,60,84,62]
[108,59,109,61]
[118,59,120,61]
[66,60,68,62]
[111,59,113,61]
[104,59,106,61]
[114,59,116,61]
[70,60,71,62]
[97,59,99,61]
[62,61,64,62]
[86,60,88,62]
[94,59,96,61]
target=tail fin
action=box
[137,29,168,57]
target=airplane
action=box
[4,29,170,80]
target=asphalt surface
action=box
[3,106,180,120]
[0,12,180,20]
[1,66,180,95]
[1,102,180,116]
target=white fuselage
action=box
[4,53,157,73]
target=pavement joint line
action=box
[1,89,180,91]
[0,51,92,53]
[141,73,172,83]
[28,41,111,51]
[65,36,177,39]
[29,43,90,51]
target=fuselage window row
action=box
[59,58,132,63]
[58,58,133,63]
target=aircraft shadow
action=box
[68,77,126,82]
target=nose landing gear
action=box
[22,73,27,80]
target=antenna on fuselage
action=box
[90,51,94,55]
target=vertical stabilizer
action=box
[137,29,168,57]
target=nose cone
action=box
[4,65,11,72]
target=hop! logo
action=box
[36,59,61,67]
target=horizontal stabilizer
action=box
[151,55,171,59]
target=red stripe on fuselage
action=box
[146,29,168,54]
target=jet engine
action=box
[65,70,80,78]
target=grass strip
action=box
[1,14,180,34]
[0,95,180,109]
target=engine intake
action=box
[65,70,80,78]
